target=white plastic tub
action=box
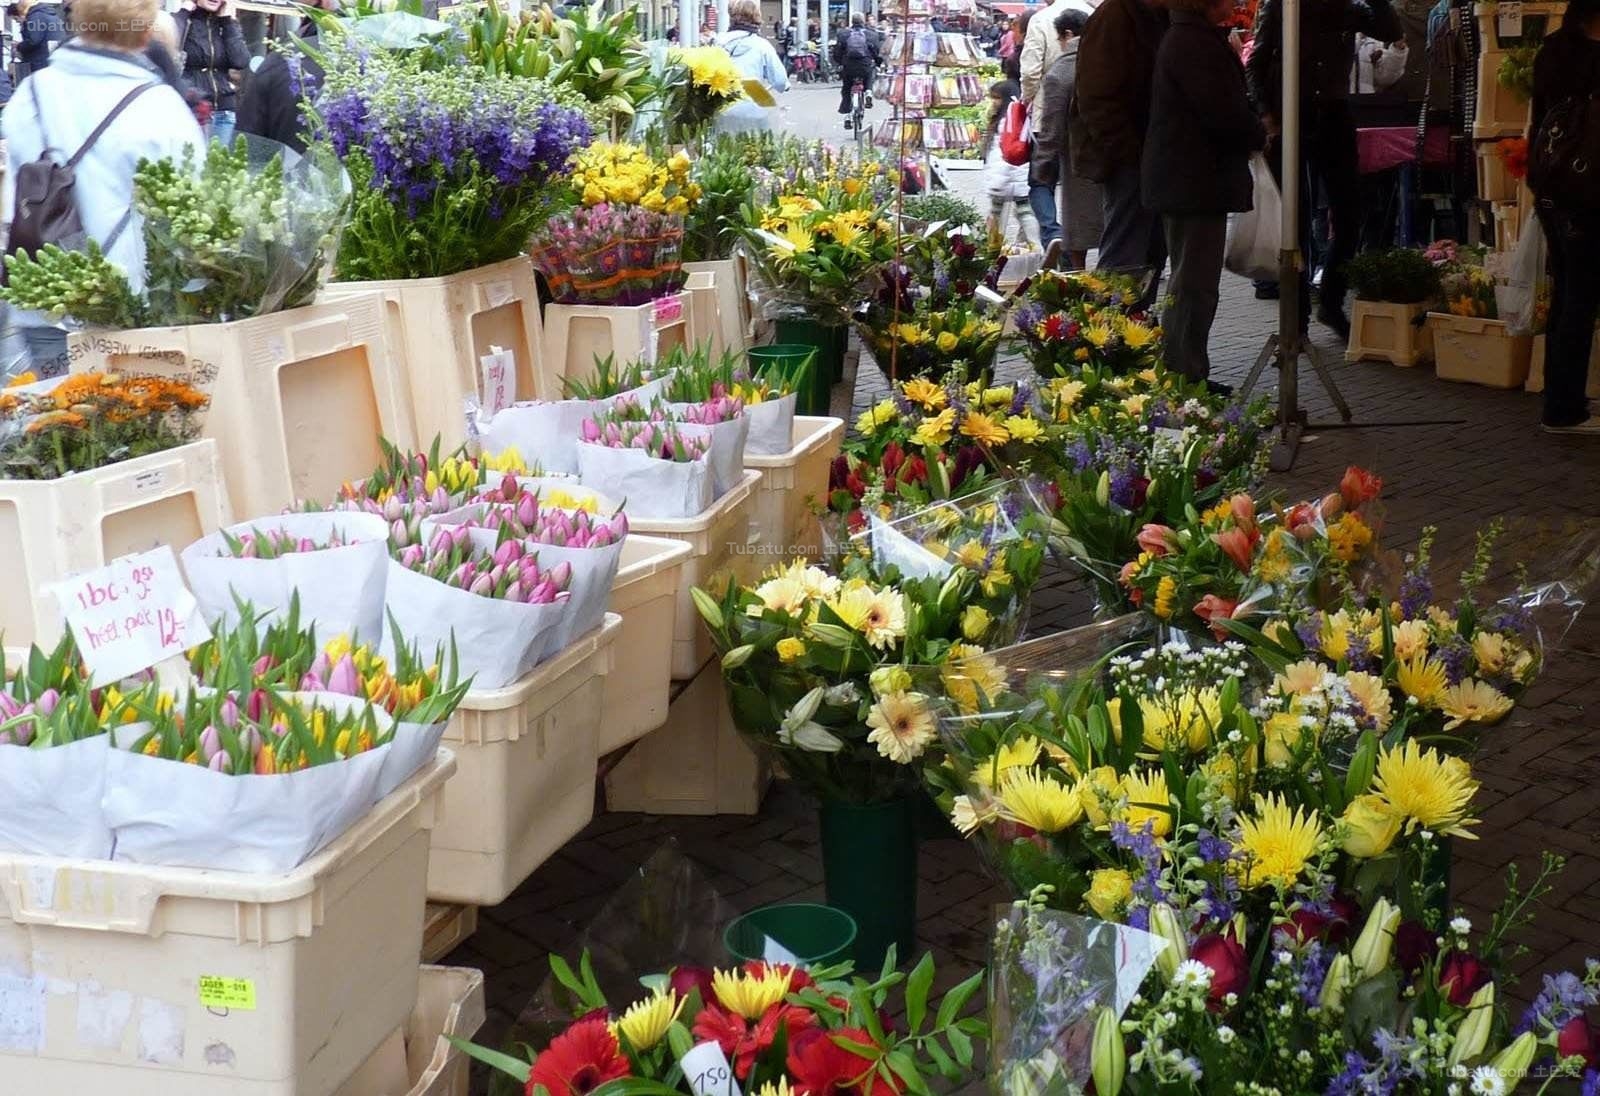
[742,416,844,563]
[425,616,621,907]
[0,750,456,1095]
[630,470,762,680]
[600,535,694,753]
[335,966,486,1096]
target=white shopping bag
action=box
[102,694,392,873]
[1499,217,1548,336]
[380,561,571,690]
[181,512,392,643]
[0,736,113,858]
[1225,154,1283,282]
[742,393,799,456]
[576,442,714,520]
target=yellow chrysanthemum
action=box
[1371,740,1480,838]
[1082,323,1114,349]
[711,966,793,1020]
[612,989,685,1051]
[911,407,956,447]
[972,735,1041,788]
[1396,656,1449,707]
[1438,679,1513,729]
[1004,415,1044,444]
[865,691,937,763]
[1320,610,1355,662]
[1237,793,1324,889]
[959,411,1010,447]
[777,221,815,255]
[1326,513,1374,563]
[752,1079,796,1096]
[1118,768,1173,839]
[901,377,946,411]
[1152,575,1178,620]
[981,386,1014,408]
[1077,765,1123,826]
[1121,321,1158,350]
[1342,671,1394,731]
[996,770,1083,834]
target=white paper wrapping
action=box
[181,512,392,643]
[478,400,596,475]
[666,405,750,497]
[375,719,447,801]
[0,736,113,859]
[101,694,393,873]
[576,442,713,520]
[742,394,798,456]
[380,561,571,690]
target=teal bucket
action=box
[725,903,858,967]
[773,320,846,414]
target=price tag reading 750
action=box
[51,546,210,686]
[679,1041,743,1096]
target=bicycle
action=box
[849,78,868,150]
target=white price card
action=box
[479,345,517,417]
[51,547,210,686]
[680,1041,743,1096]
[1497,0,1523,37]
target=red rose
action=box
[1438,951,1492,1007]
[1339,466,1382,509]
[1394,920,1437,975]
[1135,523,1179,558]
[1193,594,1241,640]
[1559,1017,1600,1070]
[669,965,716,1004]
[526,1017,631,1096]
[1128,476,1151,509]
[1191,933,1249,1005]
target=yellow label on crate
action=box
[198,976,257,1011]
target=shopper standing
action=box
[715,0,789,134]
[1529,0,1600,434]
[1246,0,1400,339]
[1144,0,1265,383]
[3,0,205,375]
[174,0,250,147]
[1072,0,1169,309]
[1020,0,1099,244]
[15,0,68,78]
[1031,8,1100,266]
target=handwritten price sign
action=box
[479,345,517,417]
[52,547,211,686]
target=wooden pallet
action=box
[422,902,479,964]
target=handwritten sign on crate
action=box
[52,547,211,686]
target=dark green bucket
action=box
[819,797,919,970]
[749,343,825,417]
[773,320,846,414]
[724,903,858,967]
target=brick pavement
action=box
[445,276,1600,1087]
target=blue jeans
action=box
[21,325,69,377]
[1029,181,1060,247]
[209,110,237,148]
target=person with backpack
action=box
[715,0,789,134]
[1528,0,1600,434]
[983,80,1041,247]
[174,0,250,147]
[833,14,880,125]
[2,0,206,375]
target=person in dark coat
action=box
[15,0,67,77]
[1070,0,1169,310]
[1143,0,1266,383]
[174,0,251,145]
[1529,0,1600,434]
[1247,0,1400,338]
[237,17,326,153]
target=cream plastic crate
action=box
[1475,142,1516,201]
[0,750,456,1096]
[541,292,693,396]
[1472,49,1531,139]
[326,257,545,450]
[604,657,769,816]
[1492,201,1524,253]
[420,903,477,964]
[336,966,485,1096]
[743,416,845,563]
[1429,313,1533,388]
[686,271,719,360]
[70,295,414,516]
[600,535,694,753]
[631,469,761,680]
[426,615,621,907]
[1346,301,1434,366]
[682,259,751,356]
[1525,331,1600,395]
[0,440,231,651]
[1473,1,1567,47]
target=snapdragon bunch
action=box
[394,525,573,605]
[578,417,708,462]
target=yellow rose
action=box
[936,331,959,353]
[869,665,913,696]
[776,637,806,663]
[1341,794,1401,858]
[961,605,993,642]
[1263,711,1313,768]
[1086,868,1134,920]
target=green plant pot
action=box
[724,903,858,967]
[774,320,845,414]
[748,343,820,415]
[818,797,918,970]
[913,788,960,843]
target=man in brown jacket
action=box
[1030,8,1101,269]
[1070,0,1169,308]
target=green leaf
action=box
[903,953,934,1033]
[445,1036,532,1082]
[933,971,983,1030]
[945,1024,973,1067]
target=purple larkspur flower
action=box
[1583,1070,1600,1096]
[1398,567,1433,619]
[1067,440,1094,473]
[1297,941,1331,1007]
[1437,638,1473,685]
[1518,970,1600,1033]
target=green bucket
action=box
[749,343,824,417]
[819,797,919,970]
[773,320,846,414]
[724,903,858,968]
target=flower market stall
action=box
[3,8,1600,1096]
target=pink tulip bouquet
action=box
[395,526,573,606]
[219,526,353,559]
[449,497,630,549]
[579,417,709,462]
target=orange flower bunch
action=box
[1497,137,1529,180]
[1,371,209,481]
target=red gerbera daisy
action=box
[693,1002,817,1080]
[788,1026,896,1096]
[526,1018,631,1096]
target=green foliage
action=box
[0,241,143,329]
[1345,247,1443,304]
[901,192,984,230]
[682,138,758,263]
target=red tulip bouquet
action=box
[455,950,987,1096]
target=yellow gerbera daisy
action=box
[1438,679,1513,729]
[826,583,907,649]
[911,408,956,447]
[1237,793,1324,889]
[901,377,946,411]
[1371,740,1480,838]
[1342,671,1394,731]
[1396,656,1449,707]
[996,770,1084,834]
[959,411,1010,447]
[972,735,1041,788]
[865,691,937,763]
